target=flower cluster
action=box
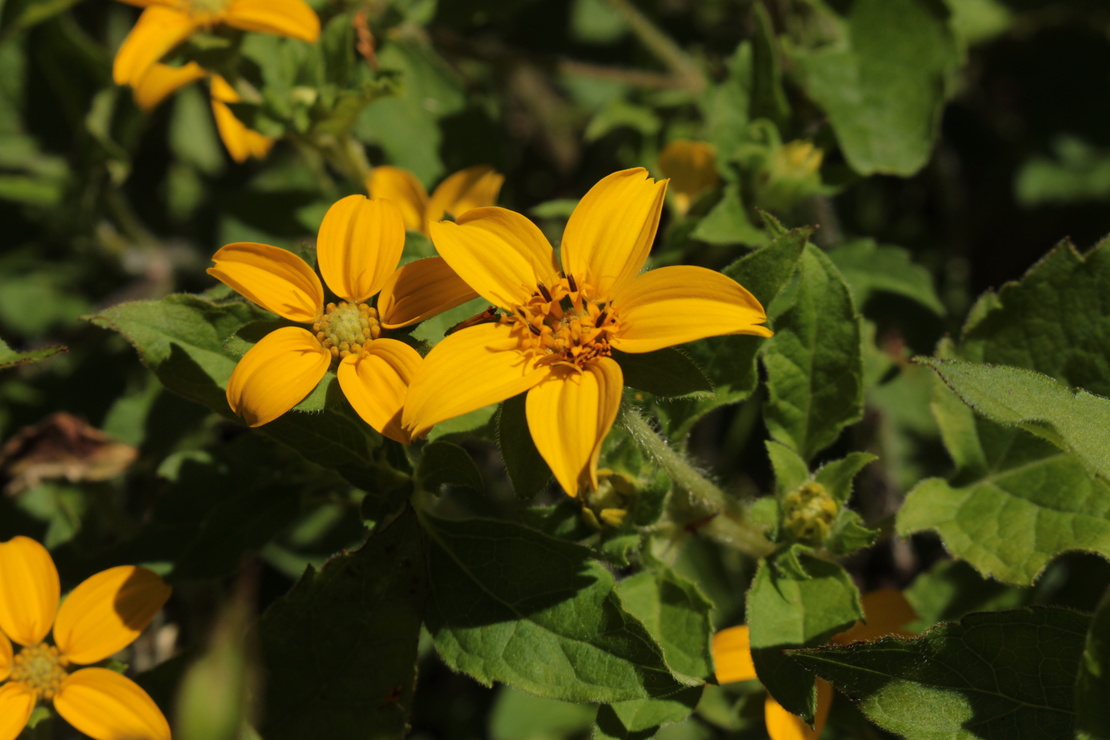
[213,166,772,498]
[112,0,320,161]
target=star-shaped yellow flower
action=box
[0,536,172,740]
[366,165,504,235]
[209,195,477,443]
[402,167,772,495]
[112,0,320,89]
[712,589,917,740]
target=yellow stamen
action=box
[313,301,382,359]
[11,643,70,701]
[503,275,618,370]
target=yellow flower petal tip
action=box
[711,625,758,684]
[367,165,504,235]
[409,168,771,495]
[0,537,171,740]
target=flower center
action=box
[313,301,382,359]
[782,482,839,545]
[11,643,69,700]
[504,275,618,370]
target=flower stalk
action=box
[619,406,775,558]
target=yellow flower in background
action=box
[367,166,505,234]
[657,139,719,215]
[712,589,917,740]
[112,0,320,88]
[403,167,772,496]
[0,536,172,740]
[132,64,273,163]
[208,195,477,443]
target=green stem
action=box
[620,407,775,558]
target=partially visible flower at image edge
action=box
[0,536,172,740]
[402,167,772,496]
[131,64,274,163]
[367,165,505,235]
[711,589,917,740]
[657,139,719,216]
[112,0,320,90]
[208,195,478,443]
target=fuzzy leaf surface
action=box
[421,514,691,702]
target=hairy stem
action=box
[620,407,775,558]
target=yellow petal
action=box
[316,196,405,303]
[763,679,832,740]
[0,681,35,740]
[366,166,428,233]
[657,140,718,215]
[223,0,320,41]
[130,61,205,111]
[428,208,559,310]
[0,536,59,646]
[337,339,422,444]
[560,168,667,298]
[711,625,758,683]
[610,265,772,354]
[210,76,275,164]
[112,6,198,86]
[208,241,323,322]
[0,632,10,681]
[55,668,171,740]
[53,567,171,666]
[426,166,505,224]
[225,326,330,427]
[403,322,546,439]
[524,357,622,497]
[377,257,478,329]
[836,588,917,644]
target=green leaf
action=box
[1077,587,1110,740]
[88,295,388,490]
[421,513,692,702]
[615,348,711,398]
[916,358,1110,482]
[826,238,945,315]
[616,569,713,682]
[489,687,595,740]
[789,0,958,175]
[417,441,483,493]
[497,393,551,498]
[594,688,702,739]
[690,184,765,247]
[0,337,65,370]
[790,607,1090,739]
[257,509,426,740]
[900,242,1110,584]
[904,559,1026,631]
[746,548,862,721]
[813,452,877,504]
[762,244,863,460]
[656,227,808,437]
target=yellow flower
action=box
[112,0,320,89]
[0,536,172,740]
[366,166,505,235]
[657,139,719,216]
[132,64,273,163]
[402,167,772,496]
[208,195,477,443]
[712,589,916,740]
